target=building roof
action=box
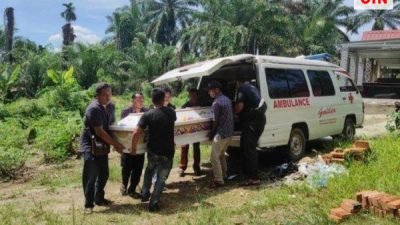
[362,30,400,41]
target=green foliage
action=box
[0,147,26,179]
[47,66,76,86]
[385,111,400,132]
[0,118,29,178]
[33,112,82,163]
[0,64,22,102]
[0,118,30,148]
[42,87,90,115]
[3,98,48,118]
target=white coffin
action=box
[110,107,213,154]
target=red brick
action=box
[387,199,400,209]
[332,152,345,158]
[330,208,352,219]
[328,214,343,223]
[341,199,362,213]
[352,140,370,149]
[379,196,399,210]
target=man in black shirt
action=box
[131,88,177,212]
[120,92,148,198]
[234,77,267,186]
[163,87,176,109]
[149,87,176,110]
[178,88,201,177]
[80,83,124,214]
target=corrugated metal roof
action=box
[362,30,400,41]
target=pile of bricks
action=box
[322,140,370,164]
[357,191,400,218]
[329,199,362,223]
[328,191,400,223]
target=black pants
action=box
[121,153,145,193]
[82,154,109,208]
[241,115,266,180]
[179,143,201,172]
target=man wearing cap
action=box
[120,92,148,198]
[234,77,267,186]
[207,80,234,188]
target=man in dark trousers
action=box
[179,88,202,177]
[131,88,177,212]
[234,77,267,186]
[80,83,125,214]
[120,92,148,198]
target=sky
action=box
[0,0,369,49]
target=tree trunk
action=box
[4,7,15,64]
[62,23,75,46]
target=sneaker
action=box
[84,207,93,214]
[95,199,113,206]
[226,174,238,181]
[194,169,202,176]
[120,184,128,196]
[148,203,160,212]
[141,193,150,202]
[178,169,185,177]
[128,191,142,199]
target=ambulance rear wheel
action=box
[342,118,355,141]
[288,128,306,161]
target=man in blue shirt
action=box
[207,80,234,188]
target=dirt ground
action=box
[0,113,391,224]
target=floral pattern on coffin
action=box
[110,107,213,154]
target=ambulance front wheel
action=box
[342,118,355,141]
[288,128,306,161]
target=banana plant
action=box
[0,64,21,102]
[47,66,76,86]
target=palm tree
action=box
[144,0,198,45]
[284,0,355,56]
[106,0,146,51]
[61,2,77,23]
[350,1,400,32]
[4,7,15,64]
[181,0,291,57]
[61,2,77,46]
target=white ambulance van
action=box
[152,54,364,160]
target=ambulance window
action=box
[265,68,309,99]
[338,76,357,92]
[307,70,335,97]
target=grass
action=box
[1,133,400,224]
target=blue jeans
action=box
[141,152,173,207]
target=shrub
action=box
[33,112,82,163]
[0,147,27,179]
[0,118,30,149]
[3,98,48,118]
[41,87,91,116]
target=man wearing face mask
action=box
[120,92,148,198]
